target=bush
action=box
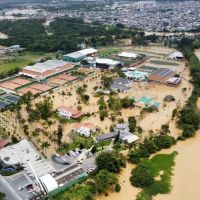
[115,183,121,192]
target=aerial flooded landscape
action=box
[0,0,199,200]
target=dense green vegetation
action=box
[96,151,126,173]
[176,38,200,139]
[0,18,147,53]
[128,135,176,164]
[130,152,177,200]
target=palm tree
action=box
[41,141,50,152]
[67,92,72,99]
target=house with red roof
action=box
[57,106,84,119]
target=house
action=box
[110,77,132,92]
[73,123,99,137]
[96,123,139,145]
[57,106,84,119]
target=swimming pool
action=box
[125,70,148,81]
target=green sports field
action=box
[0,51,55,73]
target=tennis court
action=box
[0,81,21,90]
[29,83,52,92]
[140,65,158,73]
[10,77,32,85]
[150,60,179,66]
[18,87,40,95]
[3,94,20,104]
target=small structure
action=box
[164,95,175,102]
[40,174,58,193]
[73,123,99,137]
[166,77,182,87]
[118,52,139,59]
[57,106,84,119]
[169,51,184,60]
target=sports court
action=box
[130,96,161,107]
[0,94,20,109]
[139,96,154,106]
[0,76,33,91]
[18,83,54,95]
[48,73,76,86]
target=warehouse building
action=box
[20,60,74,80]
[63,48,98,63]
[148,68,176,85]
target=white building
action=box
[118,52,139,59]
[73,123,99,137]
[57,106,84,119]
[40,174,58,193]
[169,51,184,60]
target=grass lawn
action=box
[51,184,93,200]
[0,51,55,73]
[57,133,94,154]
[136,151,177,200]
[150,60,179,66]
[98,47,122,57]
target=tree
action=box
[160,124,170,135]
[128,116,137,133]
[57,124,63,147]
[94,170,118,193]
[35,99,53,120]
[0,192,5,200]
[41,142,50,150]
[101,76,113,89]
[130,160,154,188]
[182,124,196,138]
[96,151,126,173]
